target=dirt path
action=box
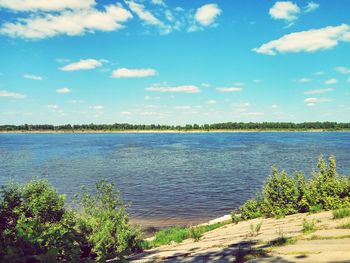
[129,211,350,262]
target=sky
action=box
[0,0,350,125]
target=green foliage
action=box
[333,208,350,219]
[302,219,317,234]
[189,227,202,242]
[240,198,263,220]
[143,221,227,249]
[147,226,189,247]
[231,210,242,224]
[0,178,141,262]
[236,156,350,220]
[3,121,350,132]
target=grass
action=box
[333,208,350,219]
[307,235,350,240]
[269,236,297,247]
[337,221,350,229]
[142,221,228,249]
[302,219,317,234]
[249,221,263,237]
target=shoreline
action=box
[1,129,350,134]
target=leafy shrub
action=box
[235,156,350,220]
[0,178,141,262]
[240,198,263,220]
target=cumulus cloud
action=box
[269,1,300,22]
[195,3,222,26]
[0,90,26,99]
[60,59,104,71]
[0,0,95,11]
[335,66,350,74]
[206,100,217,104]
[146,85,200,93]
[324,78,337,85]
[253,24,350,55]
[111,68,157,78]
[304,88,334,95]
[56,87,71,93]
[23,74,43,80]
[216,87,242,92]
[0,4,132,39]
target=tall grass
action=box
[333,208,350,219]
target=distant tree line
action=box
[1,122,350,131]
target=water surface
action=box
[1,132,350,226]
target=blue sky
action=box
[0,0,350,125]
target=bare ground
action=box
[129,211,350,262]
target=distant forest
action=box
[1,122,350,131]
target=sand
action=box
[129,211,350,262]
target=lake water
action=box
[1,132,350,226]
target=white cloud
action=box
[151,0,165,6]
[304,1,320,13]
[56,87,71,94]
[269,1,300,22]
[314,71,324,75]
[304,97,332,103]
[91,105,104,110]
[324,78,337,85]
[253,24,350,55]
[120,111,132,116]
[206,100,217,104]
[0,4,132,39]
[125,0,170,33]
[60,59,104,71]
[0,0,95,11]
[146,85,200,93]
[335,66,350,74]
[253,79,261,83]
[216,87,242,92]
[271,104,278,108]
[23,74,43,80]
[201,83,210,87]
[47,104,59,109]
[195,4,222,26]
[111,68,156,78]
[0,90,26,99]
[298,78,311,83]
[304,88,334,94]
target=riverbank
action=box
[1,129,350,133]
[130,210,350,262]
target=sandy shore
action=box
[130,210,350,262]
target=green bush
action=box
[0,178,141,262]
[235,156,350,220]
